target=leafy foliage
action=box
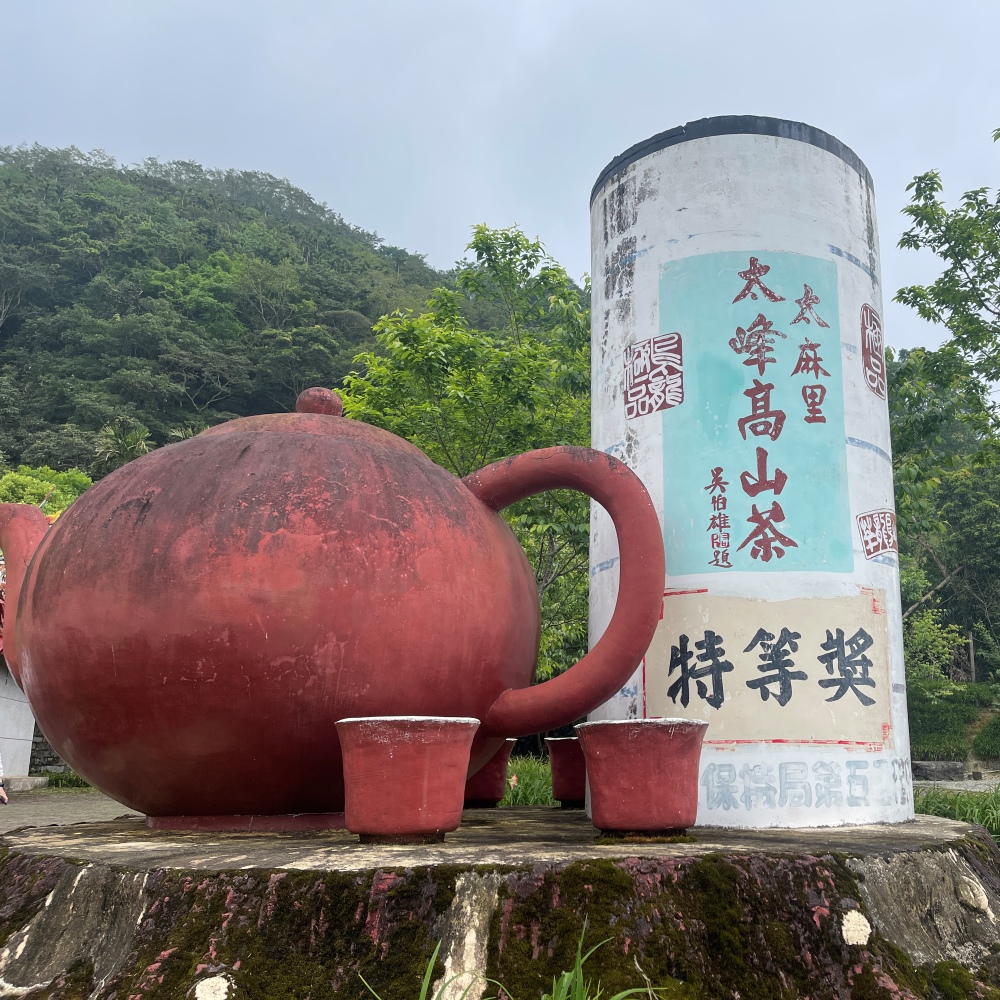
[499,755,555,807]
[894,131,1000,683]
[0,464,91,513]
[972,713,1000,760]
[903,608,967,681]
[94,415,151,472]
[897,161,1000,381]
[0,145,443,472]
[887,345,996,541]
[37,770,92,788]
[538,927,653,1000]
[906,680,995,760]
[343,225,590,679]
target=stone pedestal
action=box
[1,810,999,998]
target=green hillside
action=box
[908,680,999,760]
[0,145,444,471]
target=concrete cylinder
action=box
[588,116,912,827]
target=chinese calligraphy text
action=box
[625,332,683,419]
[860,304,886,400]
[856,509,898,560]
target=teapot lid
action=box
[295,387,344,416]
[198,385,430,463]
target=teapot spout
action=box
[0,504,49,686]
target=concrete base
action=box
[1,808,999,999]
[4,775,47,792]
[146,812,346,833]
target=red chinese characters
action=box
[740,446,787,497]
[791,339,830,379]
[790,284,830,329]
[856,509,897,560]
[729,313,787,376]
[860,305,886,399]
[739,379,785,442]
[624,332,683,419]
[733,257,785,304]
[737,501,798,563]
[801,384,827,424]
[790,337,830,424]
[705,467,732,568]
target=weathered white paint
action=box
[589,117,912,828]
[431,872,502,1000]
[840,911,872,946]
[194,975,233,1000]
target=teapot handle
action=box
[462,446,664,738]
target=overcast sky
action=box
[2,0,997,351]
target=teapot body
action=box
[19,413,540,816]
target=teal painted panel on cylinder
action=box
[658,250,851,575]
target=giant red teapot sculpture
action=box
[0,389,664,820]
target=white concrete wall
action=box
[0,661,35,777]
[589,120,912,827]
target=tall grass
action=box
[915,785,1000,836]
[360,926,659,1000]
[40,770,92,789]
[499,755,555,807]
[538,928,655,1000]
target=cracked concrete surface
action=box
[0,800,981,872]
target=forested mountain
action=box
[0,145,444,471]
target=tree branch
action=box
[903,565,965,619]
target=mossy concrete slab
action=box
[0,809,998,999]
[0,807,977,871]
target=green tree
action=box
[888,344,996,541]
[893,131,1000,678]
[342,226,591,679]
[94,415,152,472]
[903,608,966,682]
[0,464,91,514]
[897,131,1000,380]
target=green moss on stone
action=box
[7,842,996,999]
[847,964,899,1000]
[932,961,978,1000]
[871,937,930,996]
[115,865,460,1000]
[482,851,937,1000]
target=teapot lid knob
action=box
[295,387,344,417]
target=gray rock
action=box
[911,760,965,781]
[849,847,999,968]
[0,863,149,995]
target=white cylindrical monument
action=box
[588,116,912,827]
